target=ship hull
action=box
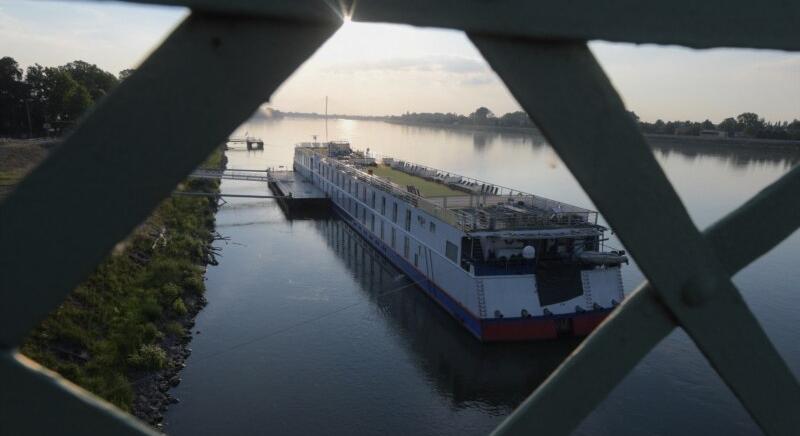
[334,203,612,342]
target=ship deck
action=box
[298,145,599,232]
[370,165,464,197]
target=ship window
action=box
[370,214,375,233]
[430,222,436,233]
[414,253,418,267]
[381,196,386,215]
[391,228,396,248]
[405,210,411,231]
[404,237,410,259]
[392,202,398,222]
[445,241,458,263]
[371,191,376,208]
[380,220,384,240]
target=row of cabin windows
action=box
[354,197,458,268]
[329,170,463,266]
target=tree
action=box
[119,69,135,81]
[469,106,494,124]
[61,60,118,101]
[701,119,715,130]
[498,111,532,128]
[717,117,738,135]
[736,112,764,136]
[63,83,92,121]
[0,56,23,84]
[0,57,30,135]
[788,119,800,140]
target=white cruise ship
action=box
[293,141,626,341]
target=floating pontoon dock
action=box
[267,170,330,214]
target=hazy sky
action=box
[1,1,798,123]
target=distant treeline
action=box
[304,106,800,141]
[631,111,800,141]
[387,107,536,129]
[0,56,133,137]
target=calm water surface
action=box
[164,115,800,435]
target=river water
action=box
[164,114,800,435]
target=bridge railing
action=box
[1,2,798,436]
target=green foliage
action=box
[165,321,186,339]
[63,82,92,121]
[161,282,182,301]
[184,275,205,295]
[20,147,223,411]
[172,297,188,316]
[0,57,119,136]
[127,344,168,370]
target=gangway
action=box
[185,168,330,214]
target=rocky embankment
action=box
[131,291,207,428]
[131,153,227,429]
[10,138,227,431]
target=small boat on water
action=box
[293,141,626,341]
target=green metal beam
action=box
[6,2,800,436]
[488,164,800,436]
[91,0,800,50]
[469,36,800,435]
[0,13,337,347]
[707,164,800,275]
[1,351,157,435]
[492,285,674,436]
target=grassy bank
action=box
[16,145,224,418]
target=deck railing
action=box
[1,2,798,436]
[300,145,598,231]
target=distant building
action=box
[699,129,727,138]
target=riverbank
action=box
[3,138,224,430]
[376,119,800,149]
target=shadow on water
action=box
[310,216,578,412]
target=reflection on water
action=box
[312,217,577,412]
[165,116,798,436]
[650,138,800,169]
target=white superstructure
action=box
[294,141,626,341]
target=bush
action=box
[127,344,168,370]
[140,296,162,320]
[183,275,205,295]
[161,282,182,301]
[172,297,188,316]
[165,321,185,338]
[142,322,164,343]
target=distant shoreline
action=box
[280,114,800,150]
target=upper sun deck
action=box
[295,143,601,234]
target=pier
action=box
[227,136,264,150]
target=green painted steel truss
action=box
[1,1,798,435]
